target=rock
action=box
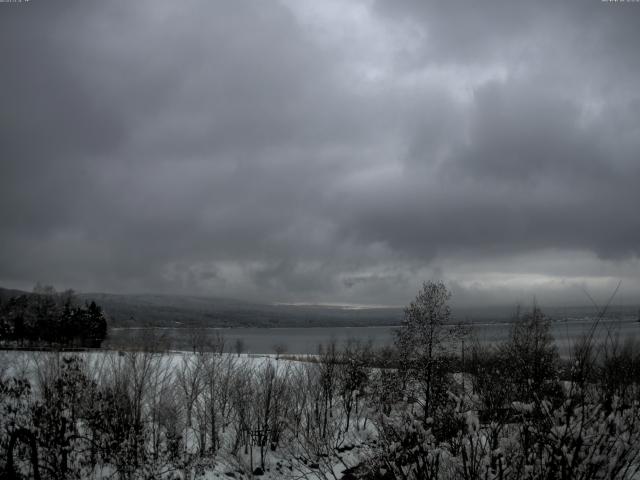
[341,466,358,480]
[337,444,355,453]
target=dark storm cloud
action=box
[340,79,640,259]
[1,0,639,306]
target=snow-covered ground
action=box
[0,349,377,479]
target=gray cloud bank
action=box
[1,0,639,307]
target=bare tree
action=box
[234,338,246,357]
[196,334,237,454]
[176,353,205,431]
[317,341,339,439]
[229,361,254,456]
[395,281,459,425]
[337,339,370,433]
[499,305,560,403]
[273,343,288,359]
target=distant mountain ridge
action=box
[0,287,403,328]
[1,287,637,328]
[79,292,404,328]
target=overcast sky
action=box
[1,0,639,307]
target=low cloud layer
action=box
[1,0,639,307]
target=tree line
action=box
[0,284,107,348]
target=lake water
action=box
[106,318,640,357]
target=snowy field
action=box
[2,345,640,479]
[0,349,379,479]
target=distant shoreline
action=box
[108,316,639,330]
